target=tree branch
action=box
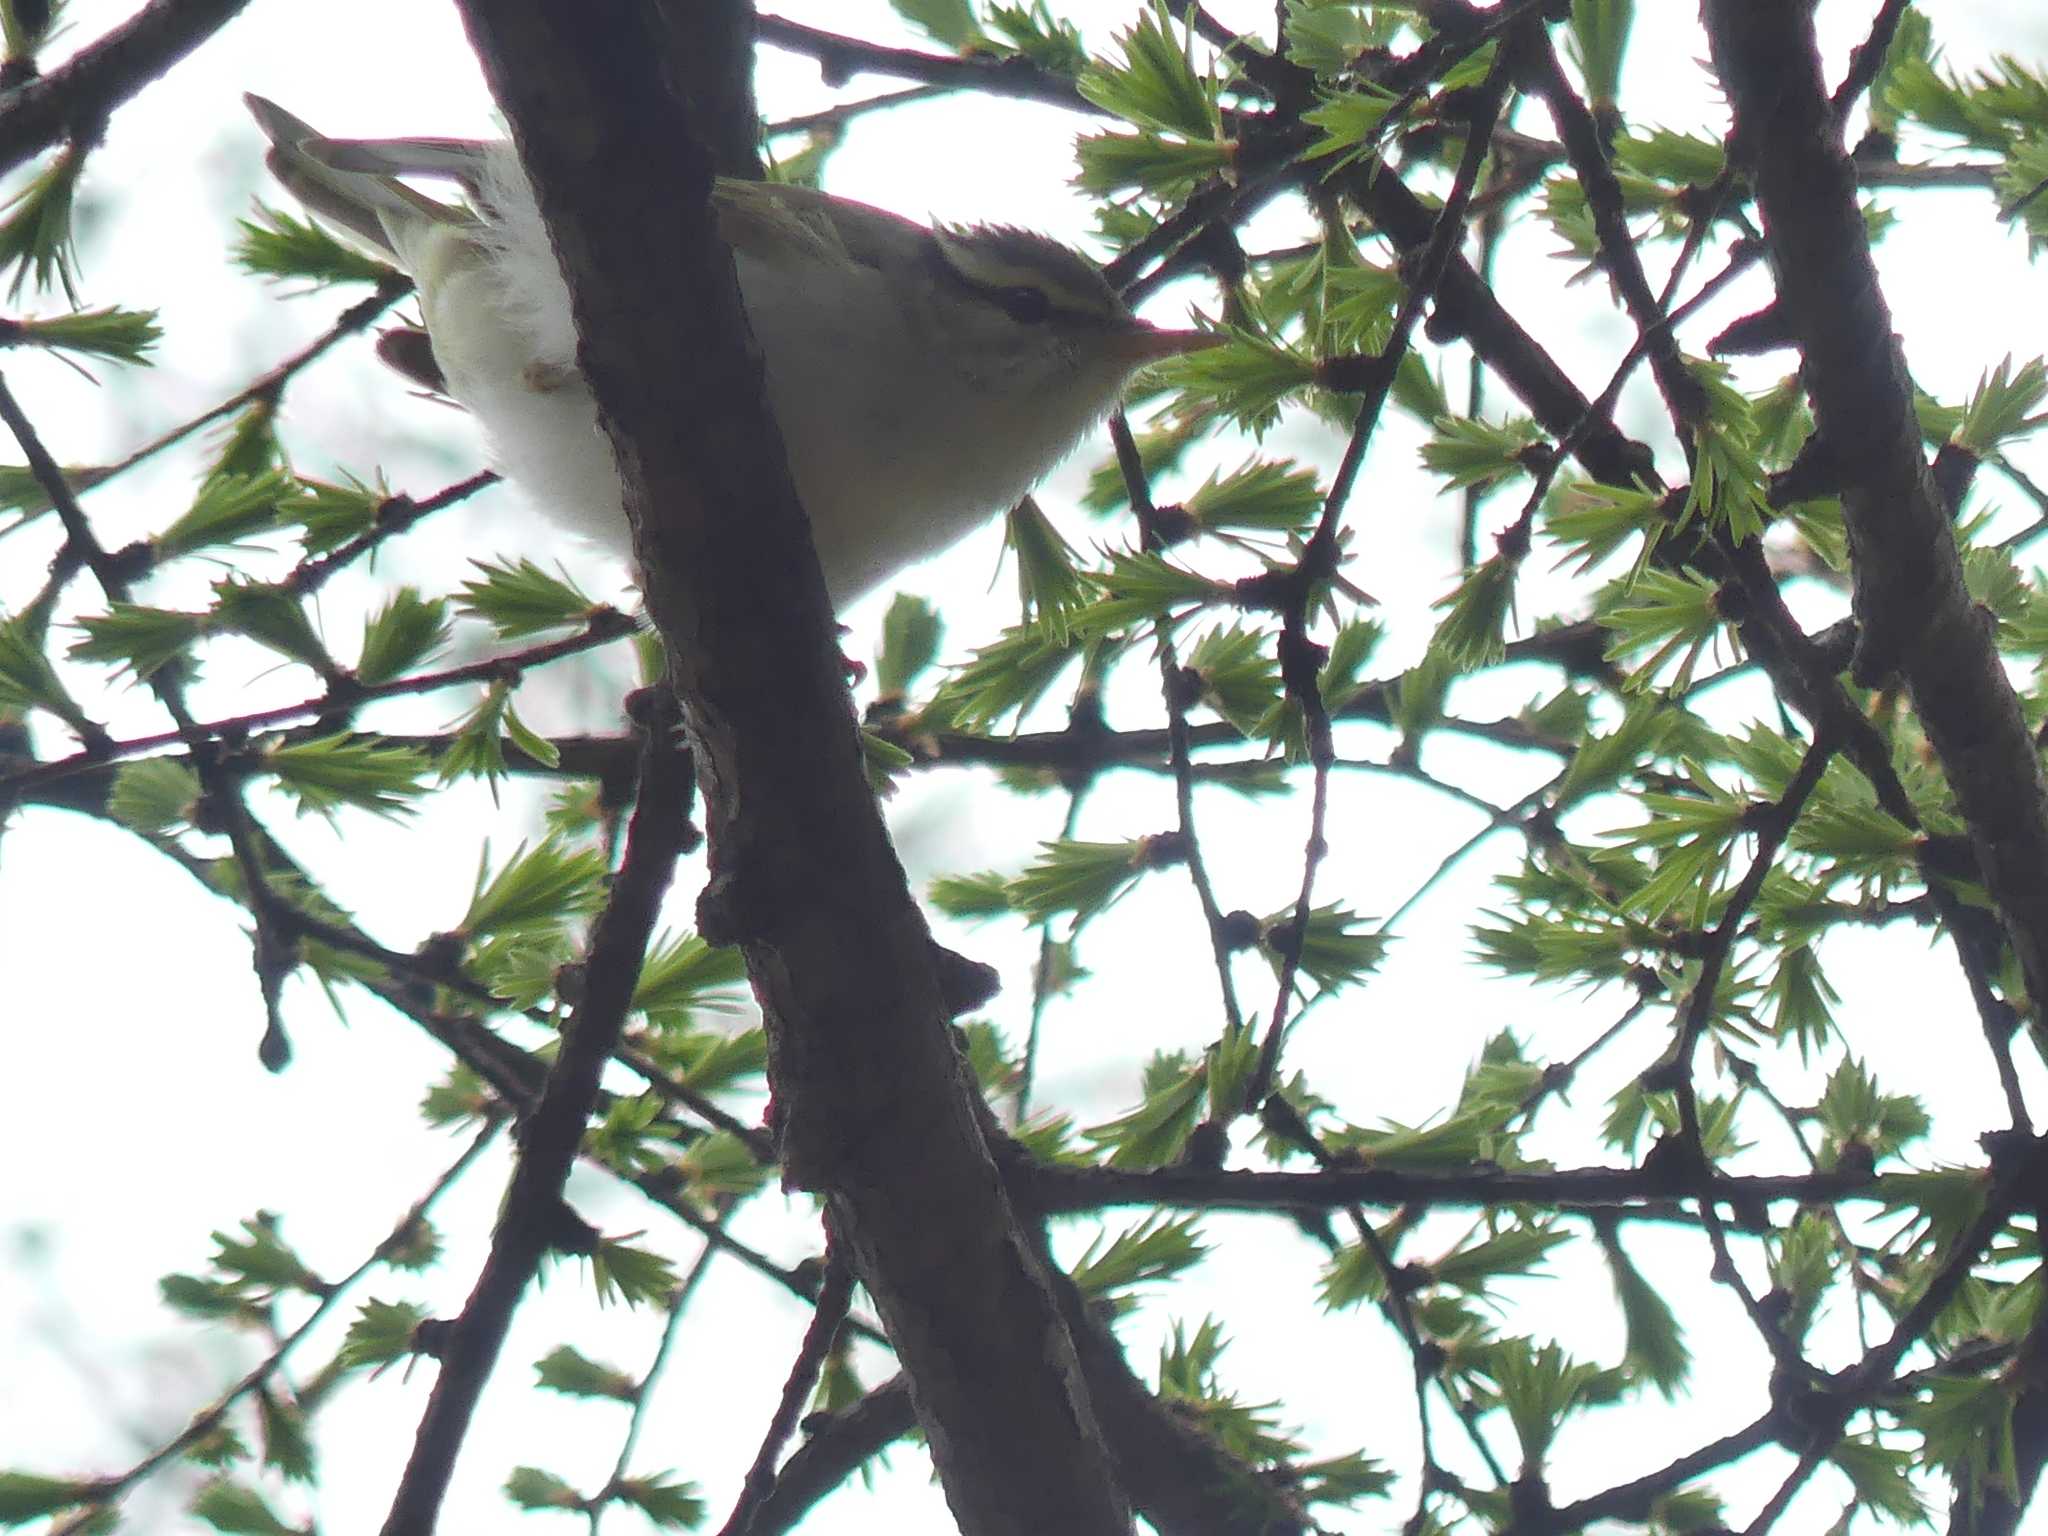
[755,12,1095,113]
[1705,0,2048,1045]
[379,700,696,1535]
[0,0,254,176]
[1022,1155,1894,1218]
[452,4,1130,1532]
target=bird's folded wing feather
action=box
[244,94,470,255]
[710,181,854,269]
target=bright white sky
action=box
[4,2,2048,1533]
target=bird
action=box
[244,95,1219,603]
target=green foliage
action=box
[1073,129,1231,199]
[1004,495,1088,630]
[1301,86,1398,169]
[189,1479,300,1535]
[1008,834,1183,923]
[439,679,561,786]
[1953,354,2048,454]
[1814,1056,1930,1169]
[0,610,71,716]
[1614,126,1724,186]
[1429,1223,1570,1294]
[336,1298,431,1373]
[106,756,202,834]
[1084,415,1198,512]
[1882,43,2048,152]
[1084,1051,1205,1167]
[1545,480,1668,574]
[587,1237,678,1308]
[921,621,1084,730]
[1567,0,1633,108]
[1261,901,1388,995]
[1282,2,1404,76]
[470,927,574,1011]
[503,1465,583,1513]
[5,304,159,364]
[675,1129,773,1204]
[459,839,609,941]
[1553,696,1679,804]
[1075,549,1225,633]
[1679,362,1771,540]
[235,204,400,288]
[262,733,429,821]
[533,1344,637,1402]
[874,592,943,697]
[610,1473,705,1529]
[1606,761,1748,926]
[1430,553,1517,668]
[1865,5,1931,136]
[1420,414,1545,493]
[210,1213,324,1294]
[1323,1102,1525,1175]
[1077,5,1218,139]
[456,558,603,638]
[0,0,63,57]
[1183,622,1280,735]
[1155,1317,1392,1512]
[11,10,2046,1531]
[354,588,450,684]
[1256,614,1383,760]
[1597,567,1725,691]
[888,0,978,49]
[257,1391,314,1483]
[208,399,283,480]
[1899,1373,2020,1511]
[1997,136,2048,252]
[1760,936,1841,1060]
[993,5,1087,70]
[927,868,1017,919]
[1472,1338,1626,1469]
[1068,1213,1207,1300]
[0,147,82,301]
[1149,331,1319,437]
[1599,1229,1689,1396]
[69,600,205,680]
[1182,455,1324,534]
[1829,1432,1930,1527]
[186,1424,249,1471]
[213,579,329,670]
[293,475,382,552]
[1310,254,1405,356]
[631,931,748,1029]
[0,1472,93,1524]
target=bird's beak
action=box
[1112,324,1226,362]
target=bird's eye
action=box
[999,286,1052,325]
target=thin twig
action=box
[1250,41,1519,1111]
[89,1118,502,1507]
[1108,409,1246,1041]
[714,1222,855,1536]
[379,697,697,1536]
[589,1226,727,1534]
[755,13,1096,113]
[1829,0,1912,134]
[0,0,256,177]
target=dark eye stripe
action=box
[1000,286,1052,324]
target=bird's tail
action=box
[243,94,481,257]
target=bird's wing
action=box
[311,135,494,194]
[711,180,933,275]
[244,94,472,257]
[709,180,850,267]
